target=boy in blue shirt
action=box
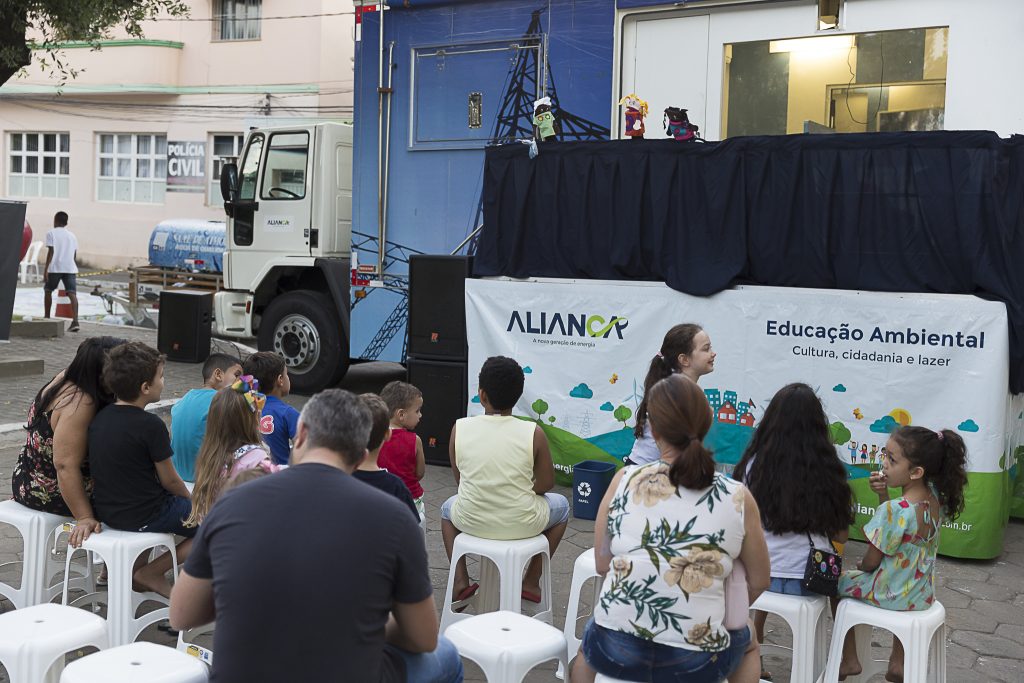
[170,353,243,482]
[244,352,300,465]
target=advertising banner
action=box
[466,278,1015,559]
[166,141,206,192]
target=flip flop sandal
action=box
[453,583,479,613]
[521,589,542,604]
[68,325,80,332]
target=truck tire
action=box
[257,290,348,394]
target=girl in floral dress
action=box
[572,375,771,683]
[837,426,968,682]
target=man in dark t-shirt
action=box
[170,389,463,683]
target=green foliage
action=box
[0,1,190,85]
[531,398,548,421]
[613,404,633,427]
[829,421,852,446]
[548,415,556,424]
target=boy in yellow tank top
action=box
[440,356,570,604]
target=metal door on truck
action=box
[620,13,710,139]
[252,130,313,257]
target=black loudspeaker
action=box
[158,290,213,363]
[408,358,467,466]
[408,255,473,360]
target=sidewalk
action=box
[0,324,1021,681]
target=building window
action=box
[213,0,262,41]
[8,132,70,198]
[209,133,245,206]
[97,133,167,204]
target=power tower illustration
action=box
[577,409,593,438]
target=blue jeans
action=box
[768,577,815,597]
[389,636,464,683]
[581,620,751,683]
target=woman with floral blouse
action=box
[571,374,771,683]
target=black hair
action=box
[634,323,703,439]
[478,356,524,411]
[54,211,68,227]
[647,374,714,490]
[380,380,423,415]
[243,352,286,395]
[102,342,164,401]
[735,383,854,537]
[28,336,124,431]
[891,426,968,520]
[360,393,391,452]
[202,353,241,382]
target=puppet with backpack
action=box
[664,106,700,142]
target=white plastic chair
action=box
[177,622,215,666]
[62,528,178,647]
[0,603,108,683]
[445,610,568,683]
[440,533,552,632]
[0,501,93,610]
[19,240,43,284]
[751,590,829,683]
[822,599,946,683]
[557,548,602,678]
[60,642,208,682]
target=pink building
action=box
[1,0,353,269]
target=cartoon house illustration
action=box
[737,401,750,418]
[739,412,755,427]
[718,401,737,424]
[724,390,738,407]
[705,388,722,412]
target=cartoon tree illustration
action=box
[548,416,556,425]
[531,398,549,422]
[829,421,851,446]
[613,404,633,429]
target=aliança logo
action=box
[507,310,629,339]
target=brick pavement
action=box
[0,324,1021,681]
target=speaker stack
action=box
[407,255,473,466]
[158,290,213,363]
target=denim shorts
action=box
[45,272,76,292]
[581,619,751,683]
[768,577,815,597]
[440,492,569,531]
[139,495,196,538]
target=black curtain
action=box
[477,132,1024,392]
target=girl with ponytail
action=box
[627,323,716,465]
[573,375,769,683]
[836,425,968,681]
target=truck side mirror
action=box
[220,163,239,203]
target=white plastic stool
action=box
[60,642,208,682]
[445,610,568,683]
[751,590,828,683]
[0,603,108,683]
[822,600,946,683]
[440,533,552,631]
[0,501,92,609]
[177,622,215,666]
[557,548,602,678]
[62,528,178,647]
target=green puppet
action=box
[532,96,560,141]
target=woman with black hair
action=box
[626,323,716,465]
[734,382,853,679]
[12,336,124,547]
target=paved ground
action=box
[0,324,1022,681]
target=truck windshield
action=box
[239,133,264,201]
[261,132,309,200]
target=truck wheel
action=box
[257,290,348,394]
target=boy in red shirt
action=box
[378,381,426,521]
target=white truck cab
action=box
[216,122,353,392]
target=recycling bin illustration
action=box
[572,460,618,520]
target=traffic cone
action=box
[54,289,74,319]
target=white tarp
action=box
[466,278,1012,559]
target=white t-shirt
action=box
[45,227,78,274]
[626,423,661,464]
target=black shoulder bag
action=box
[802,533,842,596]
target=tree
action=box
[828,421,851,446]
[0,1,189,87]
[531,398,548,422]
[613,404,633,429]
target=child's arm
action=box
[414,435,426,481]
[869,471,890,503]
[531,426,554,494]
[43,246,53,278]
[857,544,884,572]
[155,459,191,499]
[448,424,461,486]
